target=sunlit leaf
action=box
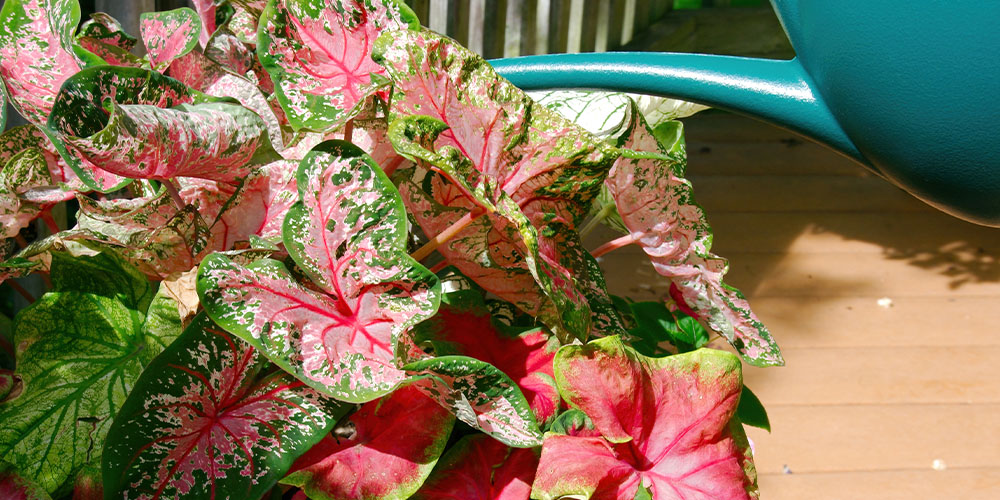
[140,7,202,70]
[258,0,419,131]
[104,314,348,500]
[284,385,453,500]
[532,337,759,500]
[606,104,783,366]
[75,12,142,67]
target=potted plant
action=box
[0,1,780,498]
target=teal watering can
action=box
[491,0,1000,227]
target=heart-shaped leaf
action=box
[258,0,419,131]
[0,252,183,494]
[140,7,202,70]
[283,385,454,500]
[0,0,84,124]
[606,105,783,367]
[532,337,759,500]
[199,140,440,402]
[412,434,538,500]
[103,314,348,500]
[376,31,621,341]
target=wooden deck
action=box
[592,111,1000,499]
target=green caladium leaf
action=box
[75,12,142,67]
[104,314,348,500]
[412,434,538,500]
[199,140,440,403]
[283,385,454,500]
[405,356,544,448]
[140,7,202,70]
[0,251,183,494]
[0,0,84,124]
[377,31,622,341]
[627,300,709,356]
[0,460,52,500]
[258,0,419,131]
[533,337,758,500]
[606,103,783,367]
[737,385,771,432]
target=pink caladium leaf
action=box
[44,66,195,191]
[208,159,299,249]
[75,12,143,67]
[140,7,203,71]
[413,289,560,424]
[283,385,454,500]
[412,434,538,500]
[198,140,440,402]
[606,105,783,367]
[532,336,759,500]
[377,31,622,341]
[258,0,419,131]
[103,314,350,500]
[0,0,84,125]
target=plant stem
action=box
[162,179,186,211]
[429,260,448,274]
[411,209,484,262]
[39,210,60,235]
[14,235,28,249]
[6,280,35,304]
[343,119,354,142]
[591,233,636,258]
[579,202,616,239]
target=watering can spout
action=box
[491,53,869,169]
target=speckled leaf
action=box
[406,356,543,448]
[413,434,537,500]
[190,0,218,47]
[258,0,418,131]
[104,314,347,500]
[532,337,758,500]
[140,8,202,70]
[0,252,182,494]
[377,31,620,341]
[283,385,454,500]
[75,12,142,67]
[0,149,68,239]
[0,0,84,124]
[209,159,299,249]
[606,105,783,367]
[45,66,196,191]
[0,461,52,500]
[199,140,440,402]
[413,290,560,424]
[58,99,273,183]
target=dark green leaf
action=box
[737,385,771,432]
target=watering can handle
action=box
[491,52,868,167]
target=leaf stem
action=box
[344,119,354,143]
[6,280,35,304]
[579,202,616,239]
[14,235,28,248]
[411,209,484,262]
[162,179,186,211]
[591,233,636,258]
[429,260,448,274]
[39,209,60,235]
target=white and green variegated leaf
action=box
[139,7,202,70]
[0,252,183,495]
[0,0,84,125]
[258,0,419,131]
[103,314,348,500]
[0,149,69,239]
[407,355,544,448]
[607,103,783,367]
[199,141,440,403]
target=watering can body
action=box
[491,0,1000,227]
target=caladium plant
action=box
[0,1,781,498]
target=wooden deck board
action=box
[596,111,1000,499]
